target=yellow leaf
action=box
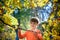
[2,14,18,26]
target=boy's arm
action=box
[18,29,26,39]
[37,30,43,40]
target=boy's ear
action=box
[37,23,39,26]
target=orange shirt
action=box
[18,30,43,40]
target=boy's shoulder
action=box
[25,29,41,34]
[36,29,41,33]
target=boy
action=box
[18,17,43,40]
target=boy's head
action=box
[30,17,40,29]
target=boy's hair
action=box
[30,17,40,24]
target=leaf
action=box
[2,14,18,26]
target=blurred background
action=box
[0,0,60,40]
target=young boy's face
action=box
[30,22,38,29]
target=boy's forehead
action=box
[30,21,38,24]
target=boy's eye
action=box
[33,22,37,24]
[30,22,37,24]
[34,23,36,24]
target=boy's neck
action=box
[31,28,37,32]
